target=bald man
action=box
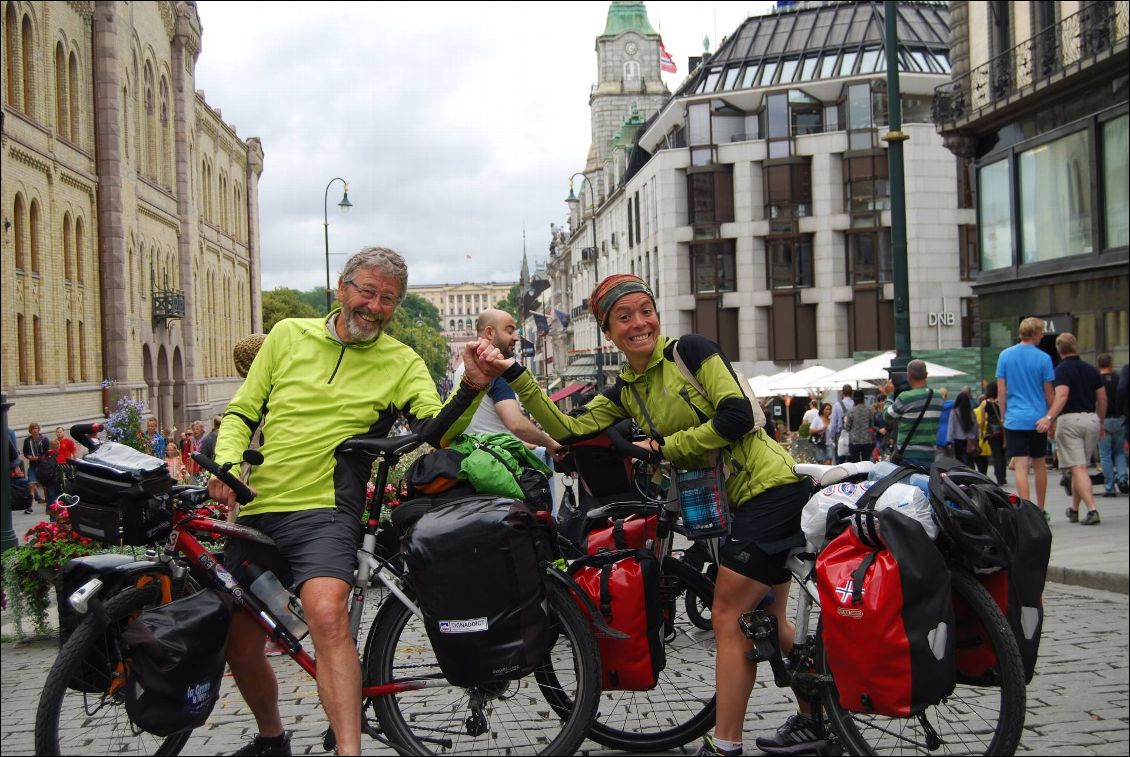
[454,309,561,455]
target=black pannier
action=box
[398,495,554,687]
[123,588,233,736]
[64,442,174,546]
[55,554,174,693]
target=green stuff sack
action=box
[451,433,552,509]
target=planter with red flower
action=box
[1,503,98,640]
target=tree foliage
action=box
[496,284,520,318]
[385,294,448,382]
[262,287,319,332]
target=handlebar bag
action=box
[65,442,173,546]
[568,548,665,690]
[582,513,658,555]
[401,495,553,687]
[817,506,954,717]
[122,588,233,736]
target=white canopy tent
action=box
[748,371,794,396]
[811,351,966,389]
[758,366,836,396]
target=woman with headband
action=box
[483,274,820,757]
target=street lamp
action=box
[324,177,352,313]
[566,173,604,392]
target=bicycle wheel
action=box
[35,584,193,756]
[585,556,718,752]
[820,570,1026,756]
[364,579,600,755]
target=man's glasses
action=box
[345,280,399,308]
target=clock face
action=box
[626,42,638,57]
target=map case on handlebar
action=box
[65,442,174,546]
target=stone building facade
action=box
[549,1,977,383]
[408,280,516,370]
[934,0,1129,369]
[2,0,263,438]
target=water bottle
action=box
[868,460,930,496]
[243,561,309,640]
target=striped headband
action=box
[590,274,655,329]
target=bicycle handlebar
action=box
[192,452,255,504]
[602,419,659,463]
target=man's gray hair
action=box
[907,359,928,381]
[340,247,408,299]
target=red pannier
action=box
[817,506,955,717]
[582,514,658,555]
[567,548,665,691]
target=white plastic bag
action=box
[801,480,937,546]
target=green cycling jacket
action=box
[507,334,800,507]
[215,314,482,517]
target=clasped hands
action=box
[461,338,516,388]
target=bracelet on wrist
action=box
[461,374,486,392]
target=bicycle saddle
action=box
[794,460,875,487]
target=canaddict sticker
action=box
[438,617,489,634]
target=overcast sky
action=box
[194,1,775,291]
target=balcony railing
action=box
[152,288,186,323]
[934,2,1128,125]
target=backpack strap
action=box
[894,388,934,463]
[851,550,880,605]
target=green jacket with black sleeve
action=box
[214,314,484,518]
[505,334,800,508]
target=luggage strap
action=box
[851,551,880,606]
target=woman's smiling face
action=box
[604,292,659,369]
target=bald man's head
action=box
[476,308,519,359]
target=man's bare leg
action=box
[226,610,284,737]
[1032,455,1048,511]
[1013,456,1032,503]
[301,577,360,755]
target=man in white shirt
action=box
[828,384,855,464]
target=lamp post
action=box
[882,0,912,387]
[566,173,604,392]
[323,177,353,314]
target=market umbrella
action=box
[813,352,966,388]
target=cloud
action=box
[194,1,769,290]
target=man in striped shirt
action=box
[882,359,945,468]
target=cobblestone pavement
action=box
[2,583,1126,755]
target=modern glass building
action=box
[934,1,1129,369]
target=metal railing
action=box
[933,1,1128,124]
[152,288,186,323]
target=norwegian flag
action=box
[835,579,857,604]
[659,38,676,73]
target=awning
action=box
[550,382,592,402]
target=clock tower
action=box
[586,2,671,179]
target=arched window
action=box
[127,244,135,315]
[68,51,80,144]
[21,13,36,119]
[143,62,156,179]
[159,77,171,186]
[66,319,76,382]
[55,42,68,137]
[121,83,130,161]
[17,314,29,384]
[29,199,41,273]
[13,194,27,270]
[79,320,87,381]
[75,216,86,282]
[624,60,640,80]
[5,5,19,109]
[63,211,73,280]
[33,315,44,383]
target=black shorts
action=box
[1005,429,1048,460]
[223,508,360,591]
[719,480,809,586]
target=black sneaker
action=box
[755,714,830,755]
[232,732,292,756]
[1066,507,1079,523]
